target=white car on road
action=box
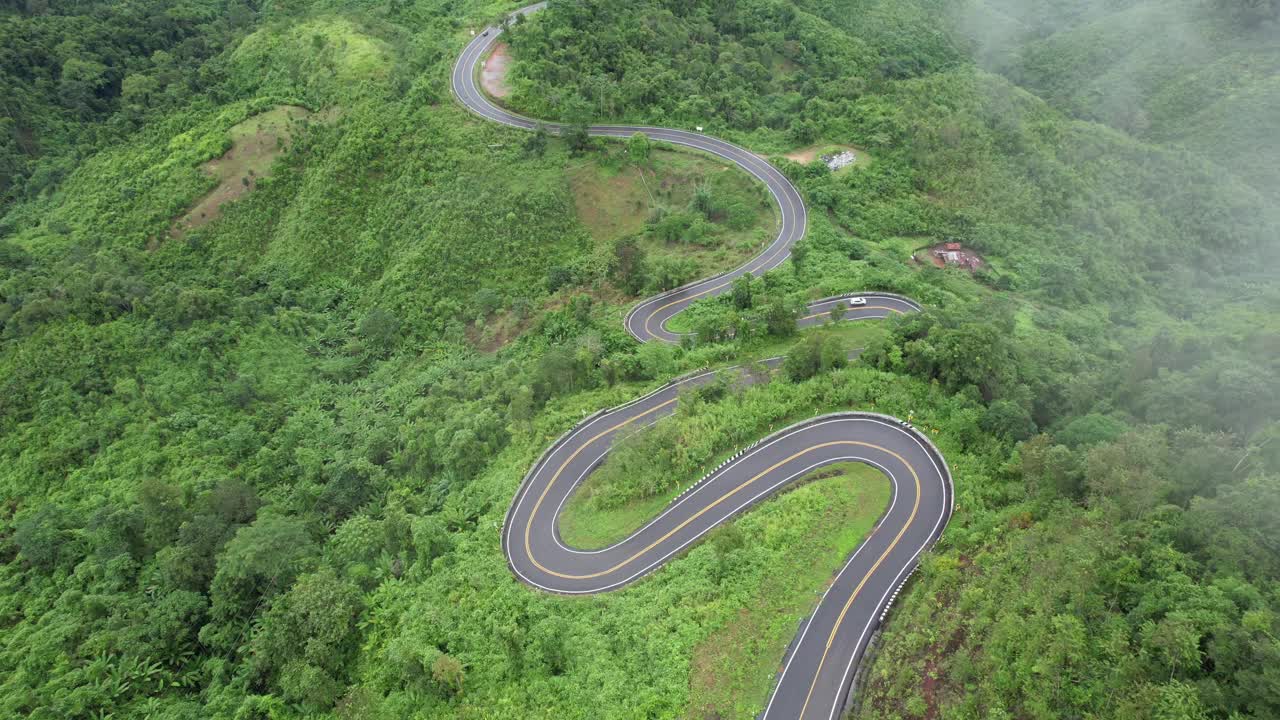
[848,297,867,306]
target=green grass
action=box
[558,485,681,550]
[662,303,697,334]
[740,319,891,364]
[567,146,777,278]
[555,439,750,549]
[231,17,391,84]
[880,236,931,261]
[687,462,892,718]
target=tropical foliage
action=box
[0,0,1276,718]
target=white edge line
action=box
[513,414,949,592]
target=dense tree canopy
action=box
[0,0,1275,717]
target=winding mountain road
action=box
[453,7,954,718]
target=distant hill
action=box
[955,0,1280,201]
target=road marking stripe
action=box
[797,445,922,719]
[799,305,903,322]
[522,397,678,573]
[523,437,922,585]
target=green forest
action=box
[1,0,1277,718]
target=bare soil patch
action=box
[170,105,323,238]
[482,43,513,99]
[783,146,823,164]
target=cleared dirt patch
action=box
[783,146,824,164]
[170,105,317,238]
[482,43,513,98]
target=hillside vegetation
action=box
[503,2,1280,717]
[952,0,1280,204]
[0,0,1277,719]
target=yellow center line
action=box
[641,207,797,337]
[524,430,921,589]
[469,19,934,717]
[523,397,678,570]
[644,280,729,338]
[523,413,926,719]
[795,444,921,720]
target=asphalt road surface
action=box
[454,8,954,718]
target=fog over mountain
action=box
[952,0,1280,209]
